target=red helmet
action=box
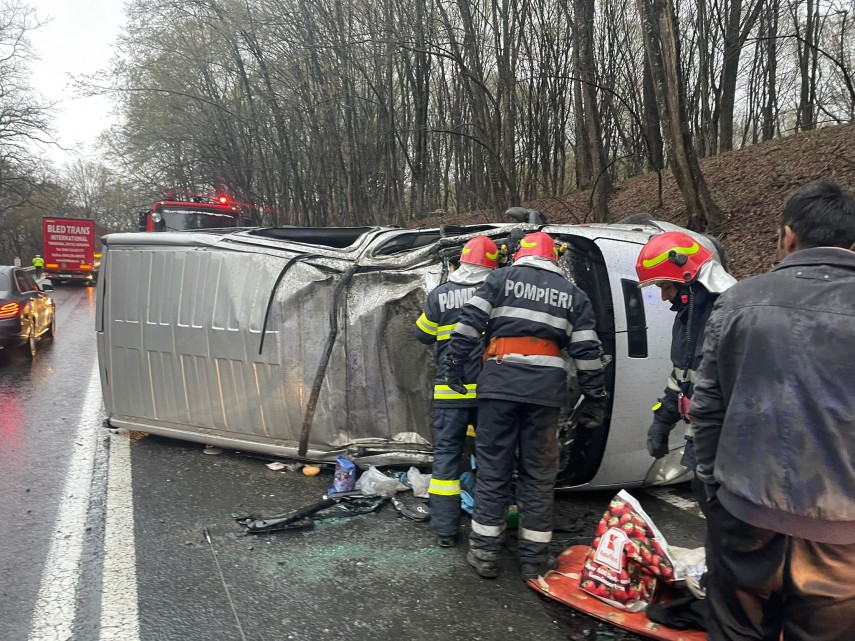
[515,232,558,263]
[460,236,499,269]
[636,231,713,286]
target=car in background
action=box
[0,267,56,358]
[95,218,701,490]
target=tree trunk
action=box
[762,1,779,141]
[797,0,817,131]
[636,0,724,232]
[574,0,611,222]
[642,56,663,172]
[719,0,765,152]
[571,55,592,188]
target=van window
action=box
[621,279,648,358]
[249,227,375,249]
[372,231,442,256]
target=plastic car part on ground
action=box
[528,545,706,641]
[233,491,387,534]
[391,496,431,521]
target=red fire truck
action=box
[138,195,255,232]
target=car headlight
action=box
[151,212,163,223]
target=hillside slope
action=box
[423,123,855,279]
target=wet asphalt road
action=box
[0,286,707,641]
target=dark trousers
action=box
[705,497,855,641]
[429,406,476,536]
[469,399,559,565]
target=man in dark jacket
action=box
[444,232,607,581]
[635,231,736,470]
[415,235,499,547]
[691,180,855,641]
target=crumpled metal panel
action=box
[98,232,445,463]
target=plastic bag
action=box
[580,489,681,612]
[354,466,408,497]
[332,456,357,493]
[407,467,431,498]
[460,471,476,515]
[669,546,707,598]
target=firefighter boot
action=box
[437,533,459,548]
[467,548,500,579]
[519,555,557,582]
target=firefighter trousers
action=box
[705,497,855,641]
[428,406,477,537]
[469,399,559,565]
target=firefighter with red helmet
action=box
[635,231,736,469]
[444,231,607,581]
[415,235,499,547]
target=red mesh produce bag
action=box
[580,489,682,612]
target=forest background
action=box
[1,0,853,278]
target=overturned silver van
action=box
[95,221,694,490]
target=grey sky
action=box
[28,0,126,169]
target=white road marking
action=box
[100,431,141,641]
[646,487,705,519]
[27,368,101,641]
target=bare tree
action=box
[637,0,724,232]
[573,0,611,222]
[0,1,56,263]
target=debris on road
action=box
[391,496,430,522]
[233,491,387,534]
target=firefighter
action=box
[635,231,735,472]
[32,254,44,279]
[444,231,607,581]
[415,235,499,547]
[635,231,735,600]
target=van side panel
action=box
[98,244,435,458]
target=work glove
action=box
[647,420,672,459]
[446,377,468,396]
[576,393,607,429]
[444,357,468,396]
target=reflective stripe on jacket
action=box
[653,284,718,429]
[445,258,604,407]
[415,280,483,407]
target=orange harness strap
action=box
[484,336,561,362]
